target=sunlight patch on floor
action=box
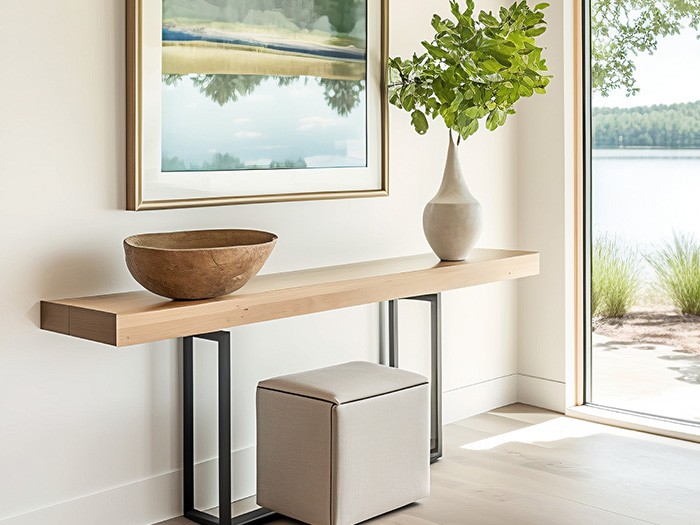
[459,417,602,450]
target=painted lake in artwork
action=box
[161,0,368,172]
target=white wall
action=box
[0,1,523,524]
[517,0,575,412]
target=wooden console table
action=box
[41,249,539,525]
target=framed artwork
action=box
[127,0,388,210]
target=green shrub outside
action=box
[592,237,641,318]
[645,233,700,316]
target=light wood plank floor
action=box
[157,404,700,525]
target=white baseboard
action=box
[0,447,256,525]
[516,374,566,413]
[4,375,529,525]
[0,470,181,525]
[185,445,256,512]
[442,374,518,425]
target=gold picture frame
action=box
[127,0,389,211]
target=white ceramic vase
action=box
[423,133,483,261]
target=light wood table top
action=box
[41,249,539,347]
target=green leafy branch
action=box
[388,0,551,142]
[592,0,700,97]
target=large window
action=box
[585,0,700,424]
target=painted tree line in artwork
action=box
[164,74,365,116]
[593,101,700,149]
[165,0,364,34]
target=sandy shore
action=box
[595,305,700,355]
[592,333,700,422]
[162,43,366,80]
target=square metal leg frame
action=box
[183,332,279,525]
[388,293,443,463]
[182,293,442,523]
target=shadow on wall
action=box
[28,246,183,493]
[147,338,183,480]
[27,249,125,327]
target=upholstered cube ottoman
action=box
[256,361,430,525]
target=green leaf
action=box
[457,112,469,130]
[534,3,550,11]
[442,109,456,128]
[478,12,499,27]
[464,106,481,119]
[402,95,415,111]
[401,86,416,111]
[411,110,429,134]
[524,12,545,26]
[525,26,547,37]
[450,0,462,20]
[422,41,450,60]
[464,0,475,16]
[490,51,513,67]
[485,110,498,131]
[518,84,534,97]
[508,88,520,103]
[464,33,483,51]
[507,32,529,47]
[480,59,503,74]
[461,118,479,139]
[496,108,507,126]
[425,97,440,115]
[388,91,400,107]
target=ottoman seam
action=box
[330,405,335,525]
[257,382,429,406]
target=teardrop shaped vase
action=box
[422,135,483,261]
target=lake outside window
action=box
[585,0,700,424]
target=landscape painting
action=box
[161,0,368,173]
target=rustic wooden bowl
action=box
[124,229,277,300]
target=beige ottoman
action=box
[256,361,430,525]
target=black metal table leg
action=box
[184,337,195,514]
[183,331,279,525]
[388,294,443,463]
[388,299,400,368]
[182,300,443,524]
